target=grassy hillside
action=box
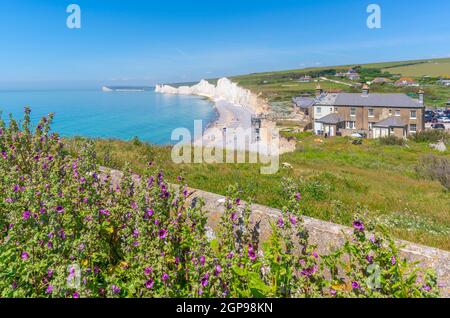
[66,136,450,251]
[228,57,450,108]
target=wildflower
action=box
[145,279,154,289]
[21,251,29,260]
[352,220,365,231]
[48,269,53,278]
[47,241,53,249]
[158,229,167,239]
[289,215,297,225]
[56,206,64,213]
[230,212,237,221]
[144,267,153,276]
[46,285,53,294]
[200,255,206,266]
[248,244,257,261]
[351,281,361,289]
[295,192,301,201]
[312,251,319,259]
[277,217,284,228]
[111,285,121,294]
[391,256,396,265]
[73,292,80,298]
[132,229,139,238]
[214,265,222,276]
[422,285,431,292]
[366,255,374,263]
[146,209,154,217]
[201,273,209,287]
[131,202,138,210]
[235,198,241,205]
[22,210,31,220]
[162,273,169,282]
[99,209,110,216]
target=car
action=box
[432,123,446,130]
[441,117,450,123]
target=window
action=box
[390,127,395,134]
[410,110,417,119]
[350,108,356,116]
[395,110,401,117]
[334,107,338,112]
[410,124,417,133]
[317,107,321,114]
[389,109,392,116]
[368,122,375,130]
[346,121,356,129]
[368,108,374,117]
[330,108,333,112]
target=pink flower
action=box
[21,251,29,260]
[145,279,154,289]
[158,229,167,239]
[22,211,31,220]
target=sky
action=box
[0,0,449,89]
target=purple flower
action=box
[289,215,297,225]
[56,206,64,213]
[295,192,301,201]
[73,292,80,298]
[352,220,365,232]
[277,217,284,228]
[13,184,19,192]
[312,251,319,259]
[200,255,206,266]
[146,209,154,218]
[99,209,110,216]
[46,285,53,294]
[21,251,29,260]
[201,273,209,287]
[22,210,31,220]
[366,255,374,263]
[158,229,167,239]
[391,256,396,265]
[235,198,241,205]
[422,285,431,292]
[144,267,153,276]
[111,285,121,294]
[161,273,169,282]
[351,281,360,289]
[214,265,222,276]
[230,213,237,221]
[48,269,54,278]
[145,279,154,289]
[248,244,257,261]
[47,241,53,249]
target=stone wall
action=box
[189,187,450,298]
[103,167,450,297]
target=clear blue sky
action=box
[0,0,449,89]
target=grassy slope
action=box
[66,137,450,251]
[228,57,450,107]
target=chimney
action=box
[418,89,424,104]
[315,84,323,97]
[362,84,370,96]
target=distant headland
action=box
[101,86,153,92]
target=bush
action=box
[0,109,439,298]
[416,154,450,190]
[379,135,406,146]
[409,130,450,144]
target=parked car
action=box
[441,117,450,123]
[432,123,446,130]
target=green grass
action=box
[224,57,450,107]
[66,136,450,251]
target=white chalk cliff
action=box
[155,78,268,114]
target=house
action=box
[312,85,425,138]
[372,77,392,84]
[292,96,315,118]
[335,72,346,77]
[438,78,450,86]
[394,77,419,87]
[298,76,312,83]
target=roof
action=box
[315,113,344,124]
[315,93,339,106]
[292,97,315,108]
[373,117,407,128]
[333,93,422,108]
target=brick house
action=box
[313,85,425,138]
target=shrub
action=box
[379,135,405,146]
[409,130,450,144]
[0,109,439,298]
[415,154,450,190]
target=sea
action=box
[0,89,217,145]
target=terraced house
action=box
[313,85,425,138]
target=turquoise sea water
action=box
[0,89,216,144]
